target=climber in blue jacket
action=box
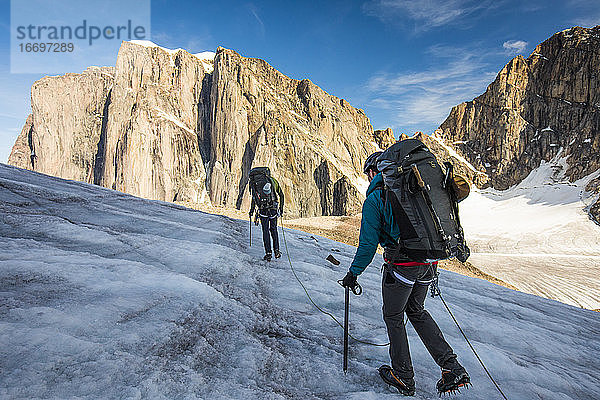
[340,151,469,396]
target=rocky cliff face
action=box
[436,26,600,222]
[99,42,210,204]
[373,128,397,149]
[10,68,115,181]
[9,42,383,217]
[205,48,377,216]
[416,132,490,188]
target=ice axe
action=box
[343,283,349,374]
[329,254,361,375]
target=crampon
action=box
[436,367,471,396]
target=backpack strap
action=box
[385,188,420,263]
[376,181,403,263]
[379,180,421,263]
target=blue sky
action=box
[1,0,599,162]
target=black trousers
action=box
[382,263,459,380]
[259,212,279,255]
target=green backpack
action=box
[249,167,276,210]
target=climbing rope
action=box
[278,220,508,399]
[430,273,509,400]
[279,219,389,347]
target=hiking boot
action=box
[436,366,470,395]
[274,250,282,259]
[263,253,272,261]
[378,365,415,396]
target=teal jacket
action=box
[350,173,401,276]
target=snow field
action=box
[1,163,599,399]
[461,155,600,309]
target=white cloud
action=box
[568,0,600,28]
[366,57,483,95]
[150,31,173,45]
[363,46,498,133]
[503,40,528,54]
[247,4,266,38]
[0,113,23,120]
[368,71,495,127]
[571,16,600,27]
[363,0,499,32]
[151,30,214,53]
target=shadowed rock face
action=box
[205,47,378,217]
[8,115,34,170]
[9,42,384,218]
[435,26,600,222]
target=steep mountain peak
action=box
[436,25,600,222]
[8,41,382,218]
[372,128,397,149]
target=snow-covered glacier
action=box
[461,156,600,310]
[1,163,599,399]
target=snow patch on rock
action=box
[129,40,215,73]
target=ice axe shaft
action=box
[343,285,349,374]
[329,253,352,374]
[330,252,349,373]
[411,163,426,189]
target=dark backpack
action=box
[377,139,470,263]
[249,167,276,210]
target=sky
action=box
[1,0,599,162]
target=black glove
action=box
[341,271,357,288]
[340,271,362,295]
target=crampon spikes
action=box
[437,382,471,397]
